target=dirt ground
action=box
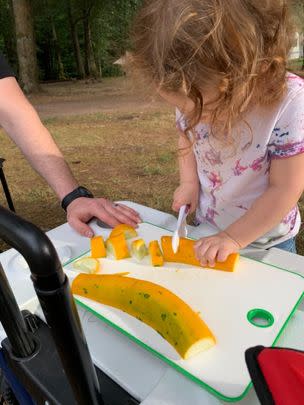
[0,77,303,254]
[29,77,169,118]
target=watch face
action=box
[78,187,93,197]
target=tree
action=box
[11,0,40,92]
[293,0,304,70]
[67,0,85,78]
[0,0,17,70]
[81,0,99,78]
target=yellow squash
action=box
[161,236,239,272]
[72,274,215,359]
[91,236,106,258]
[149,240,164,267]
[72,257,100,274]
[109,224,138,239]
[131,239,148,261]
[106,234,130,260]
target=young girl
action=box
[131,0,304,266]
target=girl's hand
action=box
[194,232,241,267]
[172,182,199,213]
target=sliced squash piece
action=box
[109,224,138,240]
[72,274,215,359]
[161,236,239,272]
[149,240,164,267]
[91,236,106,258]
[131,239,148,261]
[72,257,100,274]
[106,234,130,260]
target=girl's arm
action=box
[225,153,304,247]
[0,77,140,236]
[172,134,199,213]
[195,153,304,266]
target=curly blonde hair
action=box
[130,0,295,138]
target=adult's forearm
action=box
[0,77,79,200]
[7,123,78,200]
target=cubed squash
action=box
[106,234,130,260]
[91,236,106,258]
[149,240,164,267]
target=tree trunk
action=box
[50,16,65,80]
[2,0,17,70]
[11,0,39,93]
[67,0,85,79]
[83,15,98,78]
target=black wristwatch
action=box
[61,186,94,211]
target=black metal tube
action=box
[0,206,103,405]
[0,262,35,357]
[0,166,15,212]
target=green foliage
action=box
[0,0,141,81]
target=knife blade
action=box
[172,204,190,254]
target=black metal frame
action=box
[0,159,15,212]
[0,205,102,404]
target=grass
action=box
[0,77,303,255]
[0,109,179,245]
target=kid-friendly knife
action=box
[172,204,190,254]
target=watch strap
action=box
[61,186,94,211]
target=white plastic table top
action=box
[0,201,303,405]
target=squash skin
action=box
[110,224,138,239]
[149,240,164,267]
[72,274,215,359]
[106,234,130,260]
[91,236,106,258]
[161,236,239,272]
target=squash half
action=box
[72,274,215,359]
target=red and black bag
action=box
[245,346,304,405]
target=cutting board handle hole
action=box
[247,309,274,328]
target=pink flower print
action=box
[269,141,304,159]
[210,190,217,207]
[249,154,267,172]
[205,149,223,166]
[233,159,248,176]
[207,172,222,189]
[205,207,219,227]
[283,207,298,230]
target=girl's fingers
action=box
[204,246,219,267]
[195,241,211,263]
[217,248,230,262]
[194,238,209,250]
[172,201,181,212]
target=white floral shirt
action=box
[176,73,304,247]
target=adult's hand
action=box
[67,197,141,237]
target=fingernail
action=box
[85,231,94,238]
